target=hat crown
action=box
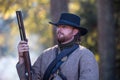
[59,13,80,27]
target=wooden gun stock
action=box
[16,11,32,80]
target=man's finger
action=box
[19,41,28,44]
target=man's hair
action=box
[74,30,81,44]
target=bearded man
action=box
[16,13,99,80]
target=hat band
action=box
[58,20,80,28]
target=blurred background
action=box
[0,0,119,80]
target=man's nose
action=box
[57,27,62,32]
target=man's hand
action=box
[17,41,29,64]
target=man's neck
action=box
[58,37,75,50]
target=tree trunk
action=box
[50,0,69,45]
[97,0,116,80]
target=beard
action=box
[56,32,72,43]
[57,32,65,43]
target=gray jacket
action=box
[16,45,99,80]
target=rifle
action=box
[16,11,32,80]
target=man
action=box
[16,13,99,80]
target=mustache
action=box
[57,31,64,35]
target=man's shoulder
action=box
[42,45,58,54]
[76,45,97,66]
[78,45,94,56]
[79,45,91,51]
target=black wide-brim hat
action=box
[49,13,88,36]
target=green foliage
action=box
[0,0,119,55]
[0,0,53,49]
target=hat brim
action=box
[49,22,88,36]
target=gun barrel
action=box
[16,11,27,41]
[16,11,32,80]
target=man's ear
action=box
[73,29,79,36]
